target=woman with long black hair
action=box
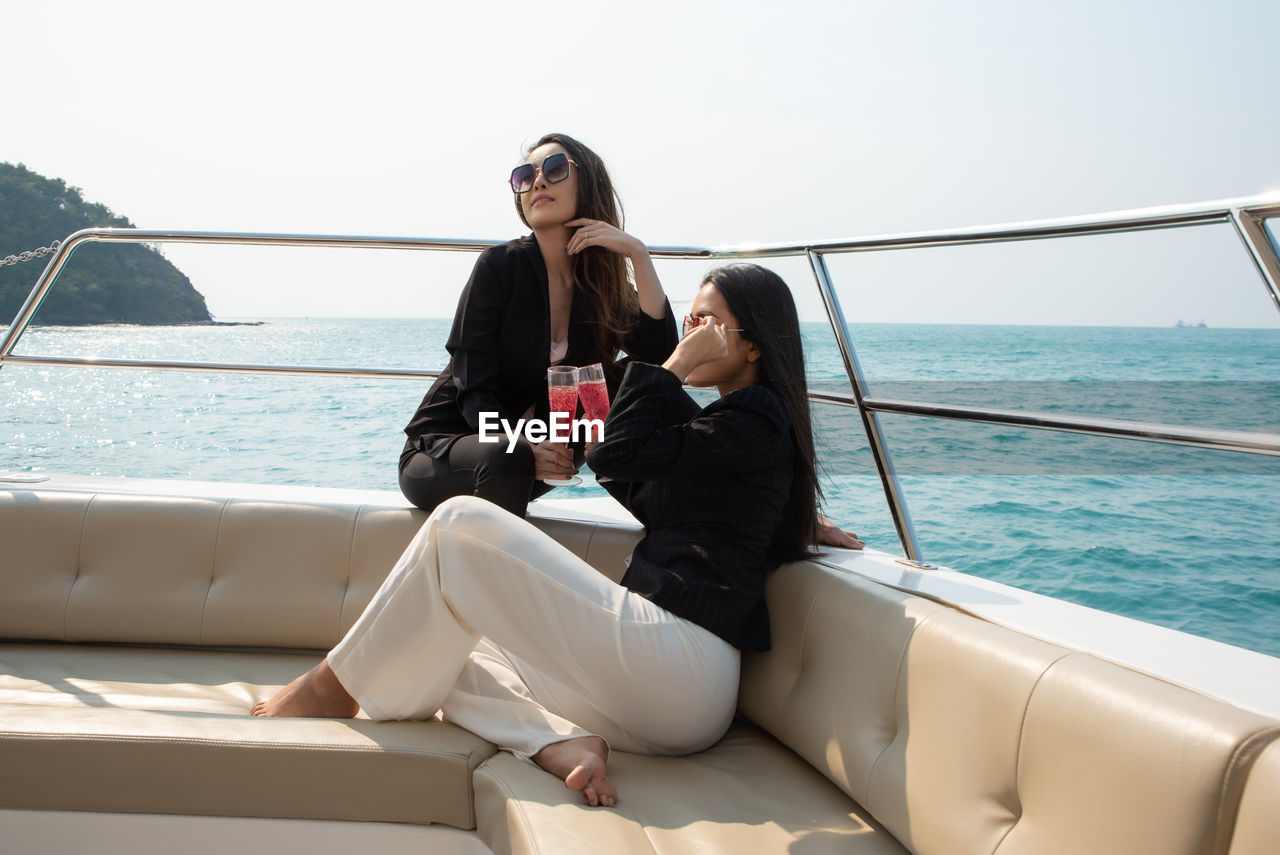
[399,133,678,517]
[255,264,861,807]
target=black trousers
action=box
[399,435,560,517]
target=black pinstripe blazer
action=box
[587,361,794,651]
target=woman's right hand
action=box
[530,439,578,481]
[662,318,728,383]
[564,218,643,259]
[564,218,668,321]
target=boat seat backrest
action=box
[1228,736,1280,855]
[0,489,637,649]
[739,558,1280,855]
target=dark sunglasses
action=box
[682,315,745,337]
[509,153,577,194]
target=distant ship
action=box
[1175,319,1208,328]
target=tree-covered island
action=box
[0,162,212,325]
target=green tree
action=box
[0,162,211,325]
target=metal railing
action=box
[4,192,1280,565]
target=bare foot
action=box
[533,736,616,807]
[251,660,360,719]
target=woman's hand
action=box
[565,218,644,258]
[565,218,667,320]
[530,439,578,481]
[816,515,865,550]
[661,317,729,383]
[678,316,729,364]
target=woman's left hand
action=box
[816,515,864,550]
[565,218,643,258]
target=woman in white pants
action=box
[253,265,863,806]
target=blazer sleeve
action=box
[620,297,679,366]
[587,361,787,481]
[445,249,515,430]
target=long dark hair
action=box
[703,264,820,560]
[515,133,638,368]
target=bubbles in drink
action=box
[578,381,610,421]
[549,385,578,417]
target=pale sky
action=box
[3,0,1279,326]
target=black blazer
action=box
[404,236,677,459]
[587,362,795,651]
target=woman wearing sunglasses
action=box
[254,264,862,808]
[399,133,678,517]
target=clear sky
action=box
[3,0,1279,326]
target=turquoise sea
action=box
[3,318,1279,657]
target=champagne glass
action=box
[575,363,610,422]
[544,366,582,486]
[576,363,611,483]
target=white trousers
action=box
[328,496,740,759]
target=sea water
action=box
[3,318,1278,657]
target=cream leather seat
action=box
[2,482,1278,854]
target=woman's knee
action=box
[474,438,535,477]
[398,439,534,513]
[468,441,537,515]
[432,494,511,537]
[398,450,458,512]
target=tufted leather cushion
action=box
[0,487,642,650]
[739,558,1280,855]
[473,720,909,855]
[1228,735,1280,855]
[0,643,496,826]
[0,484,644,828]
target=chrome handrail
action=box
[701,193,1280,258]
[4,192,1280,564]
[806,250,930,567]
[859,396,1280,456]
[0,354,442,381]
[1230,208,1280,315]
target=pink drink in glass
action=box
[544,365,582,485]
[577,381,609,421]
[576,362,610,421]
[548,385,579,423]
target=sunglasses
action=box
[682,315,745,337]
[509,152,577,194]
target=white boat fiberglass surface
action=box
[2,195,1280,855]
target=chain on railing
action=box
[1,241,62,267]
